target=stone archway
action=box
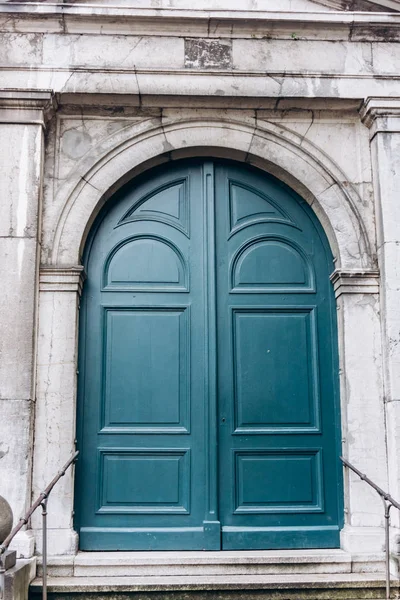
[47,118,373,270]
[32,118,384,556]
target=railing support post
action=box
[40,497,48,600]
[382,498,393,600]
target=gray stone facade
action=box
[0,0,400,570]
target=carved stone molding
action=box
[39,266,86,295]
[48,117,372,270]
[330,269,380,297]
[360,97,400,137]
[0,90,56,128]
[0,5,399,37]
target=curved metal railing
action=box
[0,454,397,600]
[341,456,400,600]
[0,451,79,600]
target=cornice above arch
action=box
[46,117,374,272]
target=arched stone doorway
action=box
[33,119,383,556]
[74,158,342,551]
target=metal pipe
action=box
[41,497,48,600]
[382,499,393,600]
[341,457,400,511]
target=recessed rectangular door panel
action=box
[102,308,189,432]
[232,308,319,432]
[97,449,190,513]
[234,449,323,513]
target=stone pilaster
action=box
[330,269,387,552]
[31,266,85,556]
[0,90,56,557]
[361,98,400,523]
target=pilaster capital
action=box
[0,90,57,128]
[330,269,380,298]
[360,97,400,138]
[39,266,86,295]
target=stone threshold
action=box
[36,550,386,578]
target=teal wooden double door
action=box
[76,160,342,550]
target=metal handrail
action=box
[0,453,396,599]
[340,456,400,600]
[0,451,79,600]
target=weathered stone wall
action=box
[0,0,399,559]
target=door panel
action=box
[102,308,189,432]
[233,449,323,512]
[76,162,215,550]
[76,159,342,551]
[97,448,190,514]
[215,163,342,549]
[232,308,319,432]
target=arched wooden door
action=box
[75,160,343,550]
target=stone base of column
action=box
[32,528,78,556]
[340,525,384,554]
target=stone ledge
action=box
[35,550,386,578]
[39,266,86,295]
[55,93,362,112]
[1,5,400,43]
[330,270,380,297]
[360,97,400,134]
[2,70,400,100]
[1,6,400,21]
[29,572,397,593]
[0,90,56,127]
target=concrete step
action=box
[37,550,386,577]
[29,572,400,600]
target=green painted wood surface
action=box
[75,160,343,550]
